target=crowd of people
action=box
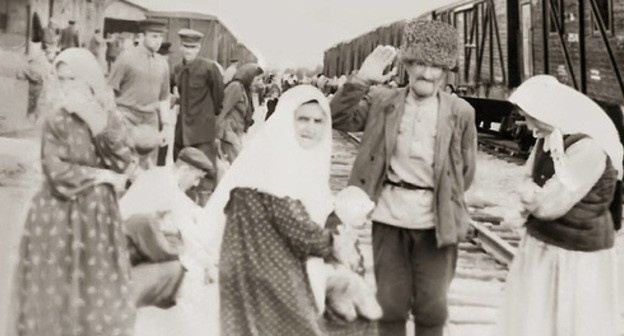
[6,14,624,336]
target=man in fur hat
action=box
[330,19,477,336]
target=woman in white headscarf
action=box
[205,85,377,335]
[495,75,624,336]
[9,49,138,336]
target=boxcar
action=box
[323,0,624,148]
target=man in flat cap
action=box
[108,19,174,168]
[330,19,477,336]
[173,28,224,203]
[120,146,216,308]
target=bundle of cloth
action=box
[324,186,382,322]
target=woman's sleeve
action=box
[270,196,333,260]
[41,112,107,200]
[93,109,138,173]
[532,138,607,220]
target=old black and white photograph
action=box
[1,0,624,335]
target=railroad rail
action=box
[331,130,521,335]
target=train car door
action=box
[521,3,533,81]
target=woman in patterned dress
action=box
[204,85,377,335]
[12,49,138,336]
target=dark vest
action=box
[526,134,619,252]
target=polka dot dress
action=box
[219,188,378,336]
[220,187,333,336]
[14,109,137,336]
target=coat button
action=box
[360,178,366,185]
[370,156,375,161]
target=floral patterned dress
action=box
[220,187,377,336]
[14,108,137,336]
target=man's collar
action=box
[139,44,156,57]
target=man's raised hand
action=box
[357,45,397,84]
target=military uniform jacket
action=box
[174,57,225,145]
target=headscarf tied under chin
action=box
[509,75,624,186]
[52,48,116,115]
[203,84,333,249]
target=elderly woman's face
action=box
[294,102,327,149]
[522,113,555,138]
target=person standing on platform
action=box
[330,19,477,336]
[108,19,173,168]
[495,75,624,336]
[216,63,263,164]
[17,29,58,121]
[88,29,107,74]
[59,20,79,51]
[173,29,224,203]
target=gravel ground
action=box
[466,150,524,219]
[1,133,623,332]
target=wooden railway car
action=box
[146,11,257,69]
[323,0,624,150]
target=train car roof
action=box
[432,0,483,14]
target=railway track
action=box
[477,131,529,165]
[330,130,521,335]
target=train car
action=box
[323,0,624,150]
[145,11,257,69]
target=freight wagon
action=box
[323,0,624,150]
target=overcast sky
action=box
[132,0,459,69]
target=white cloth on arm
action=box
[203,85,335,313]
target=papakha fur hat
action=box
[399,19,459,71]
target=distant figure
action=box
[108,19,172,168]
[105,33,121,70]
[88,29,107,74]
[17,29,58,121]
[59,20,79,50]
[173,28,225,203]
[216,63,263,164]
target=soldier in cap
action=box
[108,19,174,168]
[330,19,477,336]
[172,28,224,202]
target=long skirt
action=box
[494,233,623,336]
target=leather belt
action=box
[384,179,434,191]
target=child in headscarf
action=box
[205,85,378,335]
[495,75,624,336]
[216,63,263,164]
[11,49,138,336]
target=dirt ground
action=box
[0,116,623,333]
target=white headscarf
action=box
[509,75,623,181]
[53,48,116,113]
[203,84,334,261]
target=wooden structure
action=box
[323,0,624,143]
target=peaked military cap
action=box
[178,28,204,47]
[139,19,167,33]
